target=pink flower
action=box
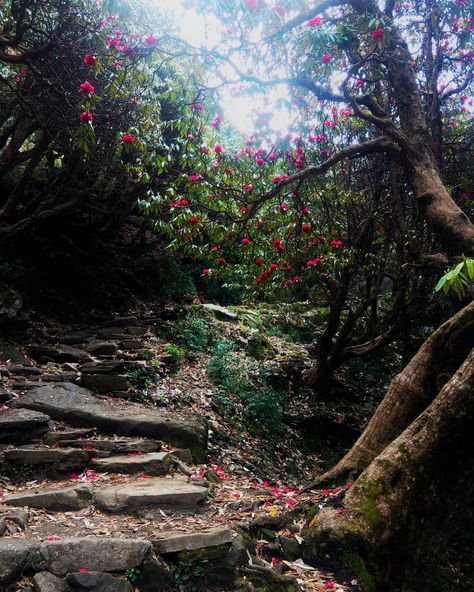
[79,81,94,95]
[307,16,322,27]
[145,34,157,46]
[188,173,203,182]
[122,133,136,144]
[243,184,253,192]
[256,157,265,165]
[243,0,259,13]
[307,258,322,267]
[460,192,471,200]
[211,114,222,128]
[214,144,223,153]
[241,238,251,245]
[80,111,93,124]
[202,268,211,275]
[321,53,332,64]
[279,203,288,212]
[371,27,384,41]
[200,146,209,155]
[268,152,276,161]
[323,583,335,589]
[330,240,343,247]
[83,54,96,67]
[47,536,59,541]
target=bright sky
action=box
[153,0,294,136]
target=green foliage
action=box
[124,567,141,582]
[170,559,207,588]
[176,314,209,352]
[207,340,286,434]
[159,256,197,302]
[165,344,185,373]
[343,552,376,592]
[435,257,474,300]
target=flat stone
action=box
[57,439,161,453]
[153,528,233,554]
[81,374,129,393]
[85,341,118,356]
[32,571,69,592]
[14,383,207,461]
[90,452,171,474]
[114,316,141,327]
[4,483,93,511]
[0,538,40,583]
[29,345,91,364]
[66,571,132,591]
[80,361,128,374]
[95,478,207,512]
[126,326,147,336]
[119,340,143,350]
[200,303,238,322]
[8,364,42,376]
[39,537,151,576]
[60,331,94,345]
[44,428,96,444]
[0,386,12,402]
[4,447,89,469]
[96,329,129,340]
[0,408,51,442]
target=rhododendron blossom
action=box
[79,81,94,94]
[145,34,157,46]
[122,133,135,143]
[83,54,96,67]
[322,53,332,64]
[79,111,93,124]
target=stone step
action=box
[56,437,161,453]
[90,452,171,475]
[0,409,51,442]
[34,571,133,592]
[153,527,234,554]
[3,447,92,469]
[80,373,129,393]
[3,483,93,511]
[95,477,208,512]
[28,345,92,364]
[44,427,96,444]
[0,537,151,583]
[14,383,208,461]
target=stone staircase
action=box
[0,313,348,592]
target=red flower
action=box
[274,239,284,252]
[79,81,94,95]
[241,237,251,245]
[243,184,253,192]
[371,27,384,41]
[202,268,211,275]
[279,203,288,212]
[145,34,157,46]
[460,192,471,201]
[307,258,322,267]
[256,157,265,165]
[330,239,343,247]
[302,223,311,231]
[187,216,200,225]
[84,54,96,67]
[200,146,210,155]
[307,16,322,27]
[243,0,259,13]
[216,257,226,264]
[321,53,332,64]
[256,220,264,227]
[122,133,136,144]
[79,111,93,124]
[255,258,263,266]
[188,173,203,182]
[214,144,223,153]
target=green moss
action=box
[356,480,386,530]
[398,443,410,457]
[343,552,376,592]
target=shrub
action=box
[177,314,209,352]
[165,344,185,373]
[207,340,286,434]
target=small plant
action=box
[165,344,185,373]
[125,567,140,582]
[435,257,474,300]
[177,313,209,352]
[171,559,207,588]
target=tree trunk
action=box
[307,300,474,488]
[305,347,474,591]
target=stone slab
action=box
[14,383,207,461]
[90,452,171,475]
[153,527,233,554]
[95,478,207,512]
[4,483,93,511]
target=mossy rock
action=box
[245,334,276,360]
[237,565,300,592]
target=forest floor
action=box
[0,302,469,592]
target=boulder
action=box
[4,483,93,511]
[90,452,171,475]
[95,478,207,512]
[0,538,40,583]
[32,572,70,592]
[14,383,208,461]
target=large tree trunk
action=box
[307,300,474,488]
[305,346,474,591]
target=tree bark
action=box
[306,300,474,488]
[305,346,474,591]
